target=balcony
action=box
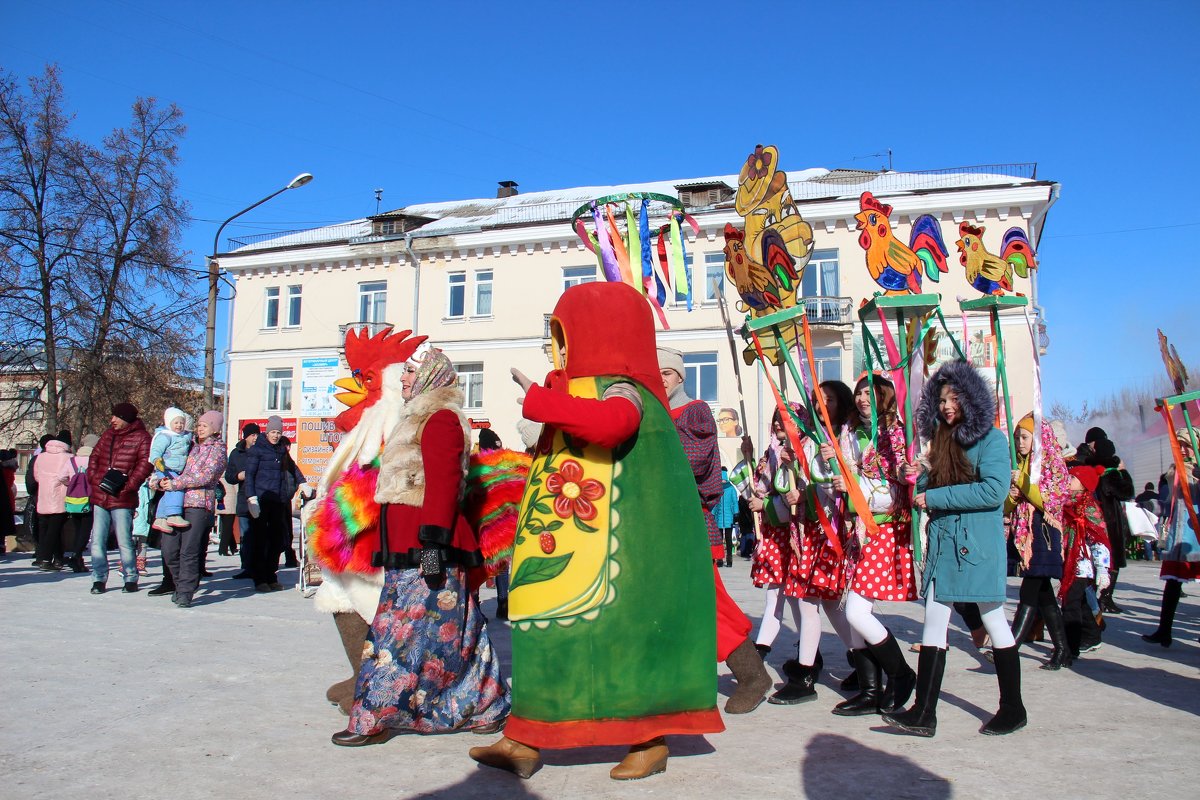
[802,296,853,327]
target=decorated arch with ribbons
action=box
[1156,330,1200,537]
[570,192,699,329]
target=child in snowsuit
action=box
[149,408,193,533]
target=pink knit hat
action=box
[198,410,224,436]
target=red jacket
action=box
[87,420,153,510]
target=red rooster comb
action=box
[343,326,426,372]
[859,191,893,217]
[959,221,986,238]
[723,223,745,242]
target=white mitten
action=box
[247,496,261,519]
[1095,571,1111,591]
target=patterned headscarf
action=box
[407,345,457,400]
[1010,419,1072,571]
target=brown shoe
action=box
[331,728,396,747]
[469,736,541,779]
[610,737,668,781]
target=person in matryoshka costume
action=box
[469,282,723,781]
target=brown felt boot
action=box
[327,612,370,715]
[724,638,772,714]
[610,737,668,780]
[469,736,541,779]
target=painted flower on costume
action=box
[745,144,773,179]
[546,459,605,521]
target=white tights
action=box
[844,591,887,648]
[921,587,1015,649]
[755,585,801,649]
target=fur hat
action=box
[241,422,260,438]
[1089,438,1120,469]
[656,346,685,380]
[1070,465,1101,493]
[478,428,502,451]
[265,415,284,433]
[112,402,138,424]
[1084,426,1108,445]
[916,360,996,448]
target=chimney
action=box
[497,180,519,199]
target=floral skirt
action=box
[348,566,510,735]
[792,518,848,600]
[850,520,917,602]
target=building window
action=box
[811,346,842,384]
[703,252,725,302]
[456,362,483,409]
[265,368,293,412]
[474,270,493,317]
[563,265,597,291]
[683,351,718,403]
[263,286,280,328]
[378,219,397,235]
[802,249,840,297]
[669,254,694,306]
[447,272,466,318]
[16,387,42,420]
[359,281,387,324]
[286,285,302,327]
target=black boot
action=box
[147,580,176,596]
[866,631,916,712]
[832,649,883,716]
[981,645,1027,735]
[754,643,771,659]
[1009,603,1037,647]
[881,646,946,737]
[1040,603,1072,669]
[1143,580,1181,648]
[838,647,860,691]
[1099,572,1123,613]
[769,661,818,705]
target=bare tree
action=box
[0,66,196,444]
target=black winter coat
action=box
[244,435,304,506]
[224,439,254,516]
[1096,468,1134,569]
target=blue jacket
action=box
[713,477,738,529]
[149,427,191,473]
[243,435,305,506]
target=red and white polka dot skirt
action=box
[794,518,849,601]
[751,521,797,588]
[850,519,917,601]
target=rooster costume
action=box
[471,283,722,781]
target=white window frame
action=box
[562,265,597,291]
[285,284,302,328]
[263,286,280,329]
[683,351,719,404]
[265,368,293,412]
[473,269,493,317]
[456,362,484,410]
[811,346,842,384]
[447,272,466,319]
[667,253,694,307]
[15,387,42,420]
[358,281,387,324]
[702,252,725,304]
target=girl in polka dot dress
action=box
[750,406,805,656]
[832,374,918,717]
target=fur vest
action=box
[374,386,470,506]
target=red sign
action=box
[237,417,298,440]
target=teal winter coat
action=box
[918,426,1010,603]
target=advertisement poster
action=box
[295,418,341,482]
[300,357,341,417]
[238,417,298,440]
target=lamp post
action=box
[203,173,313,408]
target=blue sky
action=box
[4,0,1197,409]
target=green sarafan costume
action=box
[505,283,723,749]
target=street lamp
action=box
[203,173,314,408]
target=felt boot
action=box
[1041,602,1072,669]
[469,737,541,779]
[724,638,772,714]
[981,645,1027,735]
[881,645,946,737]
[866,630,916,712]
[327,612,370,715]
[610,737,668,781]
[832,649,883,716]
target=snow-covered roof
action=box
[230,164,1042,253]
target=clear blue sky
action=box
[5,0,1197,409]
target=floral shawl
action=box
[1010,421,1071,571]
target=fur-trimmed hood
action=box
[917,360,996,448]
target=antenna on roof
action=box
[374,188,383,215]
[851,149,894,172]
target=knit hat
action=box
[265,415,284,433]
[1016,413,1035,435]
[656,346,685,379]
[198,410,224,435]
[163,406,193,430]
[1084,426,1108,445]
[112,402,138,423]
[1069,465,1101,493]
[241,422,260,438]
